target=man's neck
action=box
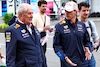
[70,16,76,24]
[79,16,87,22]
[39,11,44,15]
[18,19,30,26]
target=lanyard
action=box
[78,17,90,33]
[39,12,46,27]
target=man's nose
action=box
[85,11,89,14]
[44,6,47,9]
[31,14,33,18]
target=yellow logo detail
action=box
[60,20,66,25]
[62,20,66,23]
[6,37,11,40]
[14,24,20,29]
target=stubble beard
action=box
[41,11,46,14]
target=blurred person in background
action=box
[59,2,65,21]
[32,0,53,54]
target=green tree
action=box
[2,13,13,24]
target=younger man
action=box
[78,2,99,67]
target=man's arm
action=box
[0,47,5,59]
[5,29,17,67]
[53,24,67,61]
[65,57,77,66]
[91,21,99,48]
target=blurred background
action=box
[0,0,100,67]
[0,0,100,19]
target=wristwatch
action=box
[8,0,13,3]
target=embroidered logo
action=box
[6,32,11,42]
[77,24,82,27]
[22,33,29,38]
[14,24,20,29]
[64,25,68,29]
[60,20,66,25]
[21,29,26,33]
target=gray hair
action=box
[17,3,32,17]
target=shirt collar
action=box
[18,19,24,24]
[18,19,32,27]
[26,23,32,28]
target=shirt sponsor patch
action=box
[60,20,66,25]
[64,25,68,29]
[78,27,83,32]
[6,37,11,40]
[77,24,83,32]
[78,27,82,30]
[78,29,83,32]
[78,27,83,31]
[6,32,11,42]
[14,24,20,29]
[22,33,29,38]
[77,24,82,27]
[21,29,26,33]
[64,29,70,33]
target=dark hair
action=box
[78,2,90,10]
[62,3,65,6]
[38,0,47,6]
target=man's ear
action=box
[18,13,24,18]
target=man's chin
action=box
[84,17,88,19]
[29,21,32,24]
[84,15,89,18]
[66,17,70,20]
[42,11,46,13]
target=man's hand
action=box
[48,28,53,32]
[0,49,5,59]
[0,54,5,59]
[85,47,92,60]
[92,44,100,52]
[93,38,100,52]
[65,57,77,66]
[43,25,50,31]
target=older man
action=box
[5,3,46,67]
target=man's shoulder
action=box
[54,20,66,28]
[5,24,15,32]
[88,20,96,31]
[59,20,66,25]
[77,20,86,28]
[88,20,95,24]
[6,22,20,31]
[77,19,86,24]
